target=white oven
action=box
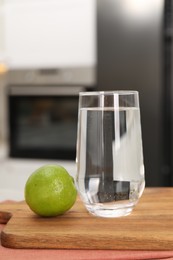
[7,69,95,160]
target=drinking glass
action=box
[76,91,145,218]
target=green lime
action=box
[24,164,77,217]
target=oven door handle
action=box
[8,86,86,96]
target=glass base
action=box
[85,203,135,218]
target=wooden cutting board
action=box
[0,188,173,250]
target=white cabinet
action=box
[3,0,96,69]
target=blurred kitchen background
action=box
[0,0,172,196]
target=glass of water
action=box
[76,91,145,218]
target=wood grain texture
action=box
[0,188,173,250]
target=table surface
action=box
[0,158,76,201]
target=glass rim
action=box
[79,90,138,96]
